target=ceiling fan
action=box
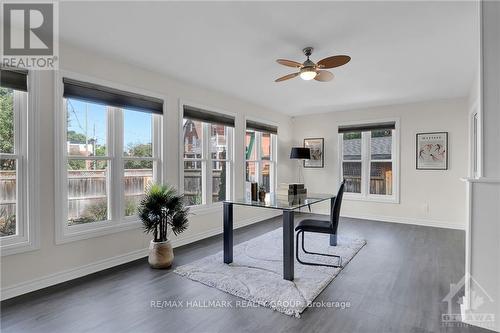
[275,47,350,82]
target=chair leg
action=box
[295,230,342,268]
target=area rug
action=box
[174,227,366,317]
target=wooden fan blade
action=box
[317,55,351,69]
[276,59,302,68]
[314,70,334,82]
[275,72,299,82]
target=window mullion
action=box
[227,127,233,162]
[203,123,211,205]
[361,131,370,197]
[110,107,122,222]
[270,161,276,193]
[13,91,21,156]
[256,132,262,185]
[339,133,344,183]
[66,156,111,160]
[152,114,161,184]
[272,134,277,192]
[121,156,156,161]
[227,127,233,200]
[13,91,25,238]
[391,129,396,198]
[60,98,69,232]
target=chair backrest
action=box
[330,180,345,228]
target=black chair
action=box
[295,180,345,268]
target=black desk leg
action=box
[223,202,233,264]
[329,197,337,246]
[283,210,294,281]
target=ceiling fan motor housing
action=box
[302,48,316,70]
[302,59,316,68]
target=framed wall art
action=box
[416,132,448,170]
[304,138,324,168]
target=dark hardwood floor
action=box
[1,215,493,333]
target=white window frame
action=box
[179,101,234,213]
[244,127,277,194]
[338,118,400,204]
[468,102,482,179]
[0,71,40,256]
[55,71,166,244]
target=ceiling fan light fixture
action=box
[275,47,350,82]
[300,67,317,81]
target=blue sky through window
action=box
[67,99,152,148]
[123,108,152,152]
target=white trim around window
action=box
[0,71,40,256]
[338,118,400,204]
[468,101,482,179]
[178,99,235,214]
[54,71,167,244]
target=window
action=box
[369,129,394,195]
[210,123,230,203]
[56,76,163,242]
[0,68,39,255]
[339,121,399,202]
[182,105,234,207]
[66,99,110,225]
[183,119,203,205]
[341,131,362,193]
[470,111,481,178]
[123,108,155,216]
[1,87,23,238]
[245,120,277,193]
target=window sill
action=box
[0,235,40,256]
[55,203,226,245]
[344,194,400,204]
[56,219,142,245]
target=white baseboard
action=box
[340,213,464,230]
[0,212,281,301]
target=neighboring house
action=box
[67,142,94,156]
[343,136,393,194]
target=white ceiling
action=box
[58,1,478,116]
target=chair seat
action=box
[295,219,333,234]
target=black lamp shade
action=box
[290,147,311,160]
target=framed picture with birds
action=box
[416,132,448,170]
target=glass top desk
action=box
[223,193,336,281]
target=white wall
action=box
[292,98,469,229]
[463,1,500,331]
[0,44,295,299]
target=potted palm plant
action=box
[138,184,189,269]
